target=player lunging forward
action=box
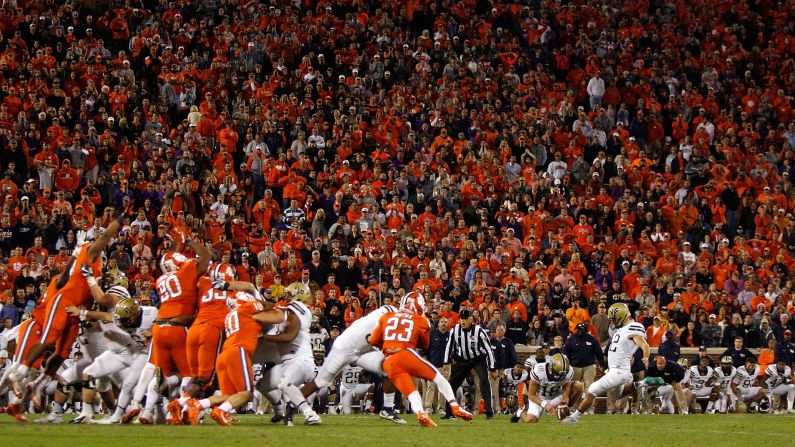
[369,292,472,427]
[562,303,649,423]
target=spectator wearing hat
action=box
[701,314,723,347]
[646,315,666,347]
[563,322,605,391]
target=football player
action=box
[338,365,373,414]
[67,291,156,424]
[713,355,737,413]
[685,356,717,413]
[562,303,649,423]
[731,357,767,412]
[10,215,122,394]
[369,292,472,427]
[763,357,795,413]
[299,299,406,424]
[139,239,210,424]
[502,362,528,412]
[255,282,322,426]
[191,290,274,426]
[512,354,583,423]
[173,263,235,424]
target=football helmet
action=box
[160,252,188,273]
[677,358,690,369]
[107,285,132,301]
[227,291,256,311]
[209,262,236,282]
[113,297,141,328]
[607,303,631,327]
[720,355,733,366]
[283,282,312,304]
[399,291,426,315]
[505,394,518,411]
[547,353,570,381]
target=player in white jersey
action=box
[562,303,649,423]
[763,358,795,413]
[338,365,373,414]
[513,354,582,423]
[67,290,157,424]
[300,303,406,424]
[685,356,717,413]
[712,355,737,413]
[503,362,528,412]
[254,282,321,426]
[731,357,766,411]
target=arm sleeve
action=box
[443,326,456,364]
[480,327,496,369]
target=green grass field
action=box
[1,414,793,447]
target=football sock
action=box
[383,392,395,410]
[51,401,64,415]
[433,373,457,403]
[219,401,234,413]
[571,409,582,419]
[15,365,29,377]
[407,391,424,414]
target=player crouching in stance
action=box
[731,357,767,413]
[512,353,583,423]
[67,290,156,424]
[562,303,649,423]
[369,292,472,428]
[763,357,795,414]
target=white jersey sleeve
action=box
[336,305,398,352]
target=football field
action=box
[1,414,793,446]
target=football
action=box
[556,405,571,420]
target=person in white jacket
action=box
[587,74,605,110]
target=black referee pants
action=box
[445,357,493,417]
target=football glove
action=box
[212,279,230,291]
[80,263,94,278]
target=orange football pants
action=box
[186,323,223,380]
[150,324,190,377]
[383,348,439,397]
[216,346,255,396]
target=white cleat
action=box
[35,413,64,424]
[70,415,92,424]
[379,409,407,425]
[561,416,579,424]
[91,415,121,424]
[304,410,322,425]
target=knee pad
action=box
[56,381,72,395]
[96,377,112,393]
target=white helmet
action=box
[399,291,426,315]
[227,291,256,311]
[209,262,235,282]
[160,252,188,273]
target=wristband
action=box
[87,277,98,287]
[80,309,88,320]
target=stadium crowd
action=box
[0,0,794,383]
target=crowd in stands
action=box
[0,0,793,354]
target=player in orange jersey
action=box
[369,292,472,427]
[9,215,121,392]
[136,238,210,424]
[174,263,236,424]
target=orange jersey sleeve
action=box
[59,243,102,307]
[193,276,231,328]
[156,260,199,319]
[223,300,264,354]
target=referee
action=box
[443,309,496,419]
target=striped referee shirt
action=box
[444,323,495,369]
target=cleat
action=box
[417,412,437,428]
[70,415,91,424]
[166,399,184,425]
[379,409,407,425]
[7,403,28,423]
[35,412,63,424]
[510,414,520,423]
[270,414,283,423]
[185,398,203,425]
[451,405,473,421]
[285,419,295,427]
[121,408,140,424]
[561,415,578,424]
[210,407,233,427]
[303,410,322,425]
[92,415,121,424]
